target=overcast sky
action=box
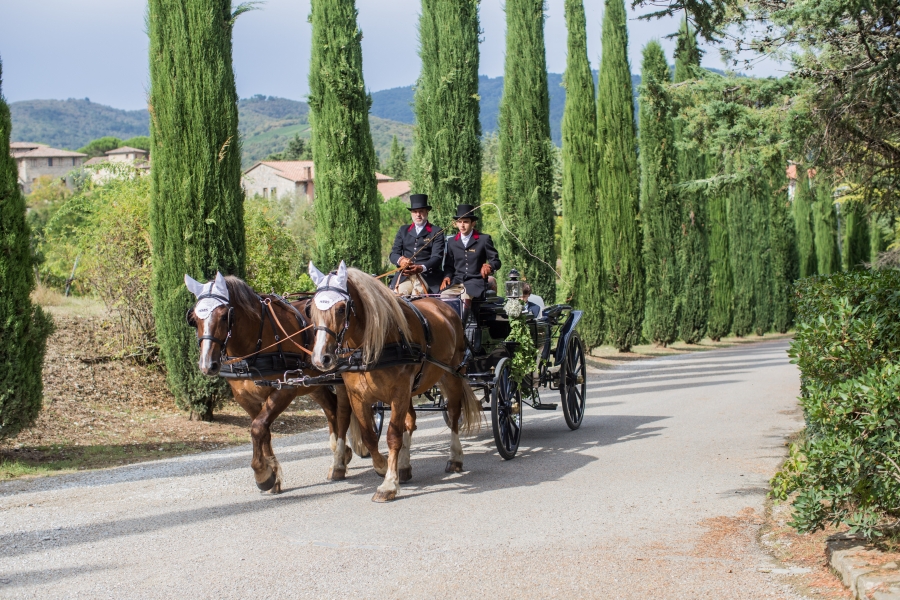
[0,0,787,111]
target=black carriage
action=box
[371,269,587,460]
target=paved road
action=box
[0,340,805,599]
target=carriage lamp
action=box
[505,269,523,300]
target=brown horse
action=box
[307,262,481,502]
[184,272,365,493]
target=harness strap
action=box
[264,298,313,356]
[223,324,312,365]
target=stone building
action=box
[241,159,406,203]
[12,143,87,193]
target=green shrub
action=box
[773,269,900,538]
[244,198,314,294]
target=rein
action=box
[376,225,448,281]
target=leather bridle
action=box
[312,285,355,354]
[187,292,234,356]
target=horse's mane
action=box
[224,275,261,317]
[347,268,412,365]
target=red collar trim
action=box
[408,222,433,233]
[454,230,479,241]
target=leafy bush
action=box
[773,269,900,538]
[244,197,314,294]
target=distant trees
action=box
[792,168,817,278]
[308,0,381,273]
[384,135,409,180]
[147,0,246,420]
[0,59,54,441]
[596,0,643,351]
[497,0,556,298]
[639,41,680,347]
[412,0,482,224]
[265,133,311,161]
[78,135,151,158]
[813,179,840,276]
[706,181,733,341]
[560,0,602,345]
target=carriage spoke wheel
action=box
[491,358,522,460]
[372,402,385,442]
[560,332,587,430]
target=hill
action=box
[9,96,414,168]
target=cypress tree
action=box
[728,165,755,337]
[596,0,643,351]
[707,174,733,340]
[497,0,556,298]
[841,202,869,270]
[148,0,246,420]
[308,0,381,273]
[639,41,680,346]
[0,60,54,440]
[673,17,709,344]
[751,175,773,336]
[870,212,887,263]
[560,0,602,346]
[768,165,797,333]
[412,0,482,226]
[812,178,840,275]
[385,135,409,180]
[792,166,817,278]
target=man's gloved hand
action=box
[401,265,423,276]
[398,257,411,269]
[440,277,451,291]
[480,264,492,278]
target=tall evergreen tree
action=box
[812,178,840,275]
[560,0,602,346]
[768,165,798,333]
[596,0,643,351]
[497,0,556,298]
[148,0,246,420]
[0,59,54,440]
[751,175,773,336]
[707,177,733,340]
[673,17,709,344]
[841,202,869,270]
[792,166,817,278]
[385,135,409,180]
[412,0,482,225]
[639,41,680,346]
[308,0,381,273]
[870,212,887,263]
[728,164,755,336]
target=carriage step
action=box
[532,403,558,410]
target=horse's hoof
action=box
[445,461,463,473]
[270,481,282,494]
[371,489,397,503]
[344,446,353,465]
[327,467,346,481]
[256,472,277,491]
[398,467,412,482]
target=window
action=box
[72,158,77,166]
[48,157,53,167]
[263,188,268,198]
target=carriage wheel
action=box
[372,402,385,442]
[560,332,587,430]
[491,358,522,460]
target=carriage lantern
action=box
[505,269,523,300]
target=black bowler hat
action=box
[408,194,432,211]
[452,203,478,221]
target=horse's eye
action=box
[336,305,346,316]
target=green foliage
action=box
[750,174,773,336]
[597,0,643,351]
[673,18,709,344]
[384,135,408,180]
[773,270,900,539]
[768,165,798,333]
[496,0,556,300]
[148,0,246,420]
[0,62,54,441]
[793,168,817,279]
[411,0,482,225]
[505,303,538,391]
[728,172,756,336]
[560,0,602,346]
[639,41,680,346]
[244,198,314,293]
[123,136,151,152]
[813,180,840,275]
[707,182,733,340]
[842,202,869,271]
[264,133,311,161]
[379,196,410,270]
[78,136,123,159]
[308,0,381,273]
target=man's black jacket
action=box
[443,230,501,299]
[389,222,445,293]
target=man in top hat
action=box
[440,203,501,300]
[389,193,445,295]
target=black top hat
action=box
[408,194,432,211]
[452,203,478,221]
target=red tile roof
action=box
[247,160,394,185]
[106,146,148,155]
[17,147,86,158]
[377,180,411,200]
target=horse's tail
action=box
[348,414,370,458]
[440,376,481,436]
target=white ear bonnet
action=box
[184,272,229,319]
[309,261,349,311]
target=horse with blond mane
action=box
[184,272,365,492]
[307,261,481,502]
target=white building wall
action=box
[241,164,309,201]
[17,157,85,193]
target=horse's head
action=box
[184,272,233,377]
[308,261,352,371]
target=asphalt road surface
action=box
[0,340,806,599]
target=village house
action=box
[11,142,87,194]
[241,159,412,204]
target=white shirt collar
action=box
[414,222,425,235]
[460,232,473,245]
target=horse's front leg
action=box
[398,406,417,483]
[250,389,296,494]
[373,395,409,503]
[327,386,354,480]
